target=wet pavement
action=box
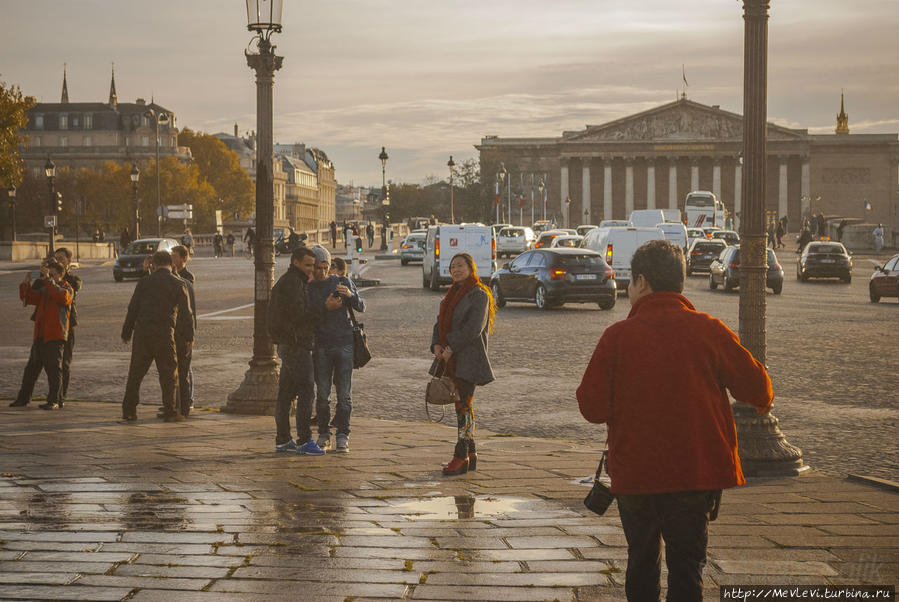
[1,402,896,600]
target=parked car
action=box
[400,230,427,265]
[797,241,852,283]
[869,253,899,302]
[550,235,584,248]
[534,230,567,248]
[686,238,727,275]
[576,225,598,236]
[711,230,740,245]
[496,226,535,257]
[113,238,180,281]
[709,246,784,294]
[490,248,616,311]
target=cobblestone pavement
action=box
[0,248,897,482]
[1,403,897,600]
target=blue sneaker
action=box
[275,439,298,453]
[298,439,325,456]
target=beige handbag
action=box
[426,360,459,406]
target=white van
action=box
[656,222,688,251]
[629,209,666,228]
[583,226,665,290]
[422,224,496,290]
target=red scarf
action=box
[438,275,478,349]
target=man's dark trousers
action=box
[61,327,75,399]
[275,343,314,445]
[15,340,65,406]
[176,340,192,417]
[122,330,179,417]
[617,490,719,601]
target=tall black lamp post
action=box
[130,164,141,240]
[496,163,507,224]
[226,0,284,415]
[379,146,389,250]
[144,108,169,236]
[538,178,545,221]
[44,158,57,254]
[447,155,456,224]
[735,0,804,476]
[6,185,16,242]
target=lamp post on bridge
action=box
[6,185,16,242]
[144,108,170,237]
[447,155,455,224]
[44,157,57,254]
[130,164,140,240]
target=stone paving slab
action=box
[1,401,897,600]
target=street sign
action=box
[44,215,57,228]
[157,205,168,218]
[166,203,192,212]
[167,211,192,220]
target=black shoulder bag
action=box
[584,450,615,516]
[346,305,371,369]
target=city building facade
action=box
[274,143,336,233]
[477,96,899,236]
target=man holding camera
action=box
[11,258,73,410]
[577,240,773,601]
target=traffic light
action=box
[355,236,363,254]
[55,192,63,213]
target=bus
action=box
[684,190,726,228]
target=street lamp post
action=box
[44,158,57,254]
[447,155,455,224]
[379,146,389,250]
[736,0,804,476]
[6,185,16,242]
[130,164,141,240]
[226,0,284,415]
[496,163,506,224]
[564,196,571,229]
[145,108,169,236]
[538,178,545,221]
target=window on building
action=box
[59,114,68,130]
[170,136,176,147]
[32,167,42,178]
[141,136,150,146]
[83,136,92,147]
[125,137,130,147]
[142,115,149,127]
[59,136,68,147]
[34,114,44,129]
[33,136,42,147]
[72,115,80,128]
[84,114,93,129]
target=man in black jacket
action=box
[121,250,193,422]
[268,246,339,453]
[171,245,196,418]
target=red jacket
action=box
[20,279,73,342]
[577,292,772,494]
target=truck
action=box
[422,224,497,290]
[684,191,726,228]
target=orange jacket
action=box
[20,278,73,342]
[577,292,772,495]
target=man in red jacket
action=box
[577,239,773,601]
[11,259,73,410]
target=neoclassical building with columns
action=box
[476,97,898,234]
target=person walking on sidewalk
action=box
[268,246,338,454]
[307,245,366,453]
[873,223,884,252]
[244,227,256,257]
[180,228,194,254]
[120,250,194,422]
[10,259,73,410]
[226,231,236,257]
[366,222,375,248]
[429,253,495,476]
[170,245,197,418]
[212,231,224,258]
[329,220,338,249]
[577,240,773,601]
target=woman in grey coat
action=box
[430,253,496,475]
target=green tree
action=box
[178,128,254,221]
[0,76,34,187]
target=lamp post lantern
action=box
[447,155,456,224]
[44,157,57,254]
[144,108,170,236]
[225,0,284,415]
[6,185,16,242]
[735,0,804,476]
[379,146,389,250]
[130,164,141,240]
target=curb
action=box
[847,473,899,493]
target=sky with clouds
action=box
[2,0,896,186]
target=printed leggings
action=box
[452,378,476,459]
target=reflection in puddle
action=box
[391,495,534,520]
[122,491,190,531]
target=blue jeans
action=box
[275,344,314,445]
[314,344,354,436]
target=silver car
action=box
[496,226,535,257]
[400,231,427,265]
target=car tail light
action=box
[606,244,613,264]
[402,244,411,249]
[729,261,739,269]
[435,238,440,258]
[492,237,496,260]
[535,242,544,248]
[550,268,567,280]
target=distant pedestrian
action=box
[212,231,224,258]
[329,220,338,249]
[775,220,785,249]
[226,231,236,257]
[52,248,82,401]
[170,245,197,418]
[429,253,496,475]
[120,227,132,250]
[816,213,826,239]
[120,250,193,422]
[836,220,848,242]
[244,227,256,256]
[365,223,375,248]
[308,246,366,453]
[873,223,884,252]
[767,222,776,249]
[798,227,813,254]
[268,247,335,454]
[10,259,73,410]
[180,228,194,253]
[577,239,773,601]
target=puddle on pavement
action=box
[388,495,537,520]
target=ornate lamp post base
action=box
[733,402,805,476]
[223,361,280,415]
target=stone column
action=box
[646,158,656,209]
[603,161,613,220]
[691,159,700,191]
[734,160,743,232]
[713,160,722,200]
[778,157,788,223]
[582,160,591,223]
[625,160,634,218]
[560,160,569,223]
[668,160,678,209]
[800,157,810,216]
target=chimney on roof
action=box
[234,123,239,137]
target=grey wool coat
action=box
[429,286,495,386]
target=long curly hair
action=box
[450,253,496,334]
